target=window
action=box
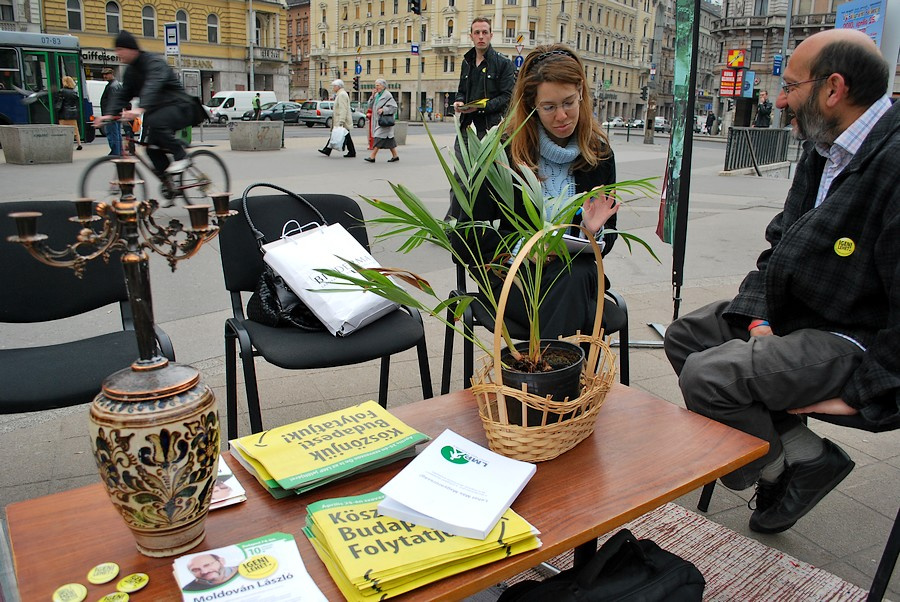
[559,25,564,42]
[366,59,371,74]
[421,23,426,41]
[447,19,453,36]
[0,0,13,21]
[378,58,383,73]
[528,21,536,41]
[379,28,385,44]
[393,27,398,43]
[366,29,372,45]
[66,0,82,30]
[393,0,398,13]
[505,20,515,38]
[420,58,424,73]
[578,2,582,18]
[355,30,360,46]
[576,32,581,50]
[288,21,293,36]
[392,58,397,73]
[560,0,565,12]
[405,57,410,73]
[322,8,326,22]
[753,0,767,15]
[530,0,537,7]
[355,5,359,18]
[406,25,412,42]
[380,0,385,15]
[750,39,763,62]
[142,5,156,38]
[485,0,492,5]
[176,9,188,41]
[587,6,592,20]
[586,34,590,53]
[342,5,348,19]
[105,2,120,34]
[207,14,218,43]
[444,56,455,72]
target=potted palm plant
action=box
[320,119,658,458]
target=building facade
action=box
[305,0,662,122]
[1,0,41,32]
[43,0,289,102]
[287,0,311,99]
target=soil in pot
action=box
[500,341,585,426]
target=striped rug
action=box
[503,503,869,601]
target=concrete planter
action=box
[0,125,75,165]
[393,121,408,146]
[228,121,283,151]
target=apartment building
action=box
[287,0,311,99]
[42,0,290,102]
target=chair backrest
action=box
[218,189,370,294]
[0,201,128,323]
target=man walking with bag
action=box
[319,79,356,158]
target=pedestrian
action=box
[752,90,772,128]
[100,67,122,156]
[364,79,399,163]
[252,93,261,121]
[55,76,82,150]
[95,31,202,177]
[318,79,356,158]
[664,29,898,535]
[705,111,716,135]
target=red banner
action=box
[719,69,744,97]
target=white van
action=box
[207,90,276,124]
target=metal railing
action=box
[723,126,792,173]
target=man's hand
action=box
[454,101,476,114]
[121,108,144,121]
[749,324,773,336]
[788,398,858,416]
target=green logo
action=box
[441,445,469,464]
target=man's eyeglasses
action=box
[780,77,828,95]
[536,94,582,115]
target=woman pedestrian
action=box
[449,43,622,338]
[365,78,399,163]
[56,76,82,150]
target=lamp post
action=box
[7,159,234,557]
[249,0,255,89]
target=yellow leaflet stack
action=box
[229,401,429,497]
[304,491,541,601]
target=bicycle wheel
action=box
[178,149,231,205]
[79,155,150,205]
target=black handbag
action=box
[242,183,326,331]
[498,529,705,602]
[377,113,395,127]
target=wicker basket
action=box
[471,225,617,462]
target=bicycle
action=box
[79,127,230,207]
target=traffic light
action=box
[640,86,648,101]
[353,76,360,91]
[409,0,421,14]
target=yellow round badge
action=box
[97,593,129,602]
[87,562,120,585]
[238,554,279,580]
[834,237,855,257]
[116,573,149,593]
[51,583,87,602]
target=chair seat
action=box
[243,309,425,369]
[0,331,140,413]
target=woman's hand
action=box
[377,108,384,115]
[581,188,620,234]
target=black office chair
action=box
[440,262,630,394]
[696,413,900,602]
[0,200,176,414]
[218,185,433,440]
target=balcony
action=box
[309,45,330,59]
[431,36,458,53]
[250,46,286,62]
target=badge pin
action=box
[834,237,855,257]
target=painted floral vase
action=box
[89,362,220,558]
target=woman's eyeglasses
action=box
[536,94,582,115]
[780,77,828,95]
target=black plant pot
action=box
[500,340,585,426]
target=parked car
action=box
[627,118,644,129]
[601,116,626,128]
[299,100,367,128]
[654,116,671,133]
[241,101,302,122]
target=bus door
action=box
[21,50,55,124]
[0,46,26,125]
[56,50,93,141]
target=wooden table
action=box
[6,386,767,601]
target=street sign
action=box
[727,49,746,69]
[411,43,419,55]
[357,46,362,54]
[355,63,362,75]
[742,70,756,98]
[514,55,524,68]
[772,54,783,76]
[516,35,523,43]
[164,23,179,56]
[515,44,524,54]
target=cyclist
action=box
[95,31,196,177]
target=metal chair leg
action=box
[867,506,900,602]
[378,357,390,408]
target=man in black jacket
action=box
[453,17,515,138]
[95,31,196,175]
[752,90,772,128]
[100,68,122,155]
[664,29,898,535]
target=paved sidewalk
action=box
[1,125,897,600]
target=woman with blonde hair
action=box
[56,75,82,150]
[365,78,399,162]
[450,43,622,337]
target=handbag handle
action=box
[575,529,648,588]
[241,183,328,249]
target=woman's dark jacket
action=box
[55,88,80,120]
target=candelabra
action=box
[7,158,235,557]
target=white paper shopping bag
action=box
[262,222,398,336]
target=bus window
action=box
[22,52,52,123]
[0,48,21,91]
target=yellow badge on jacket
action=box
[834,237,855,257]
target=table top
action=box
[6,385,767,601]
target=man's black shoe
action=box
[748,472,788,514]
[344,153,356,158]
[749,439,854,534]
[318,148,330,156]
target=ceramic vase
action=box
[89,362,220,558]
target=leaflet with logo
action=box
[378,429,536,539]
